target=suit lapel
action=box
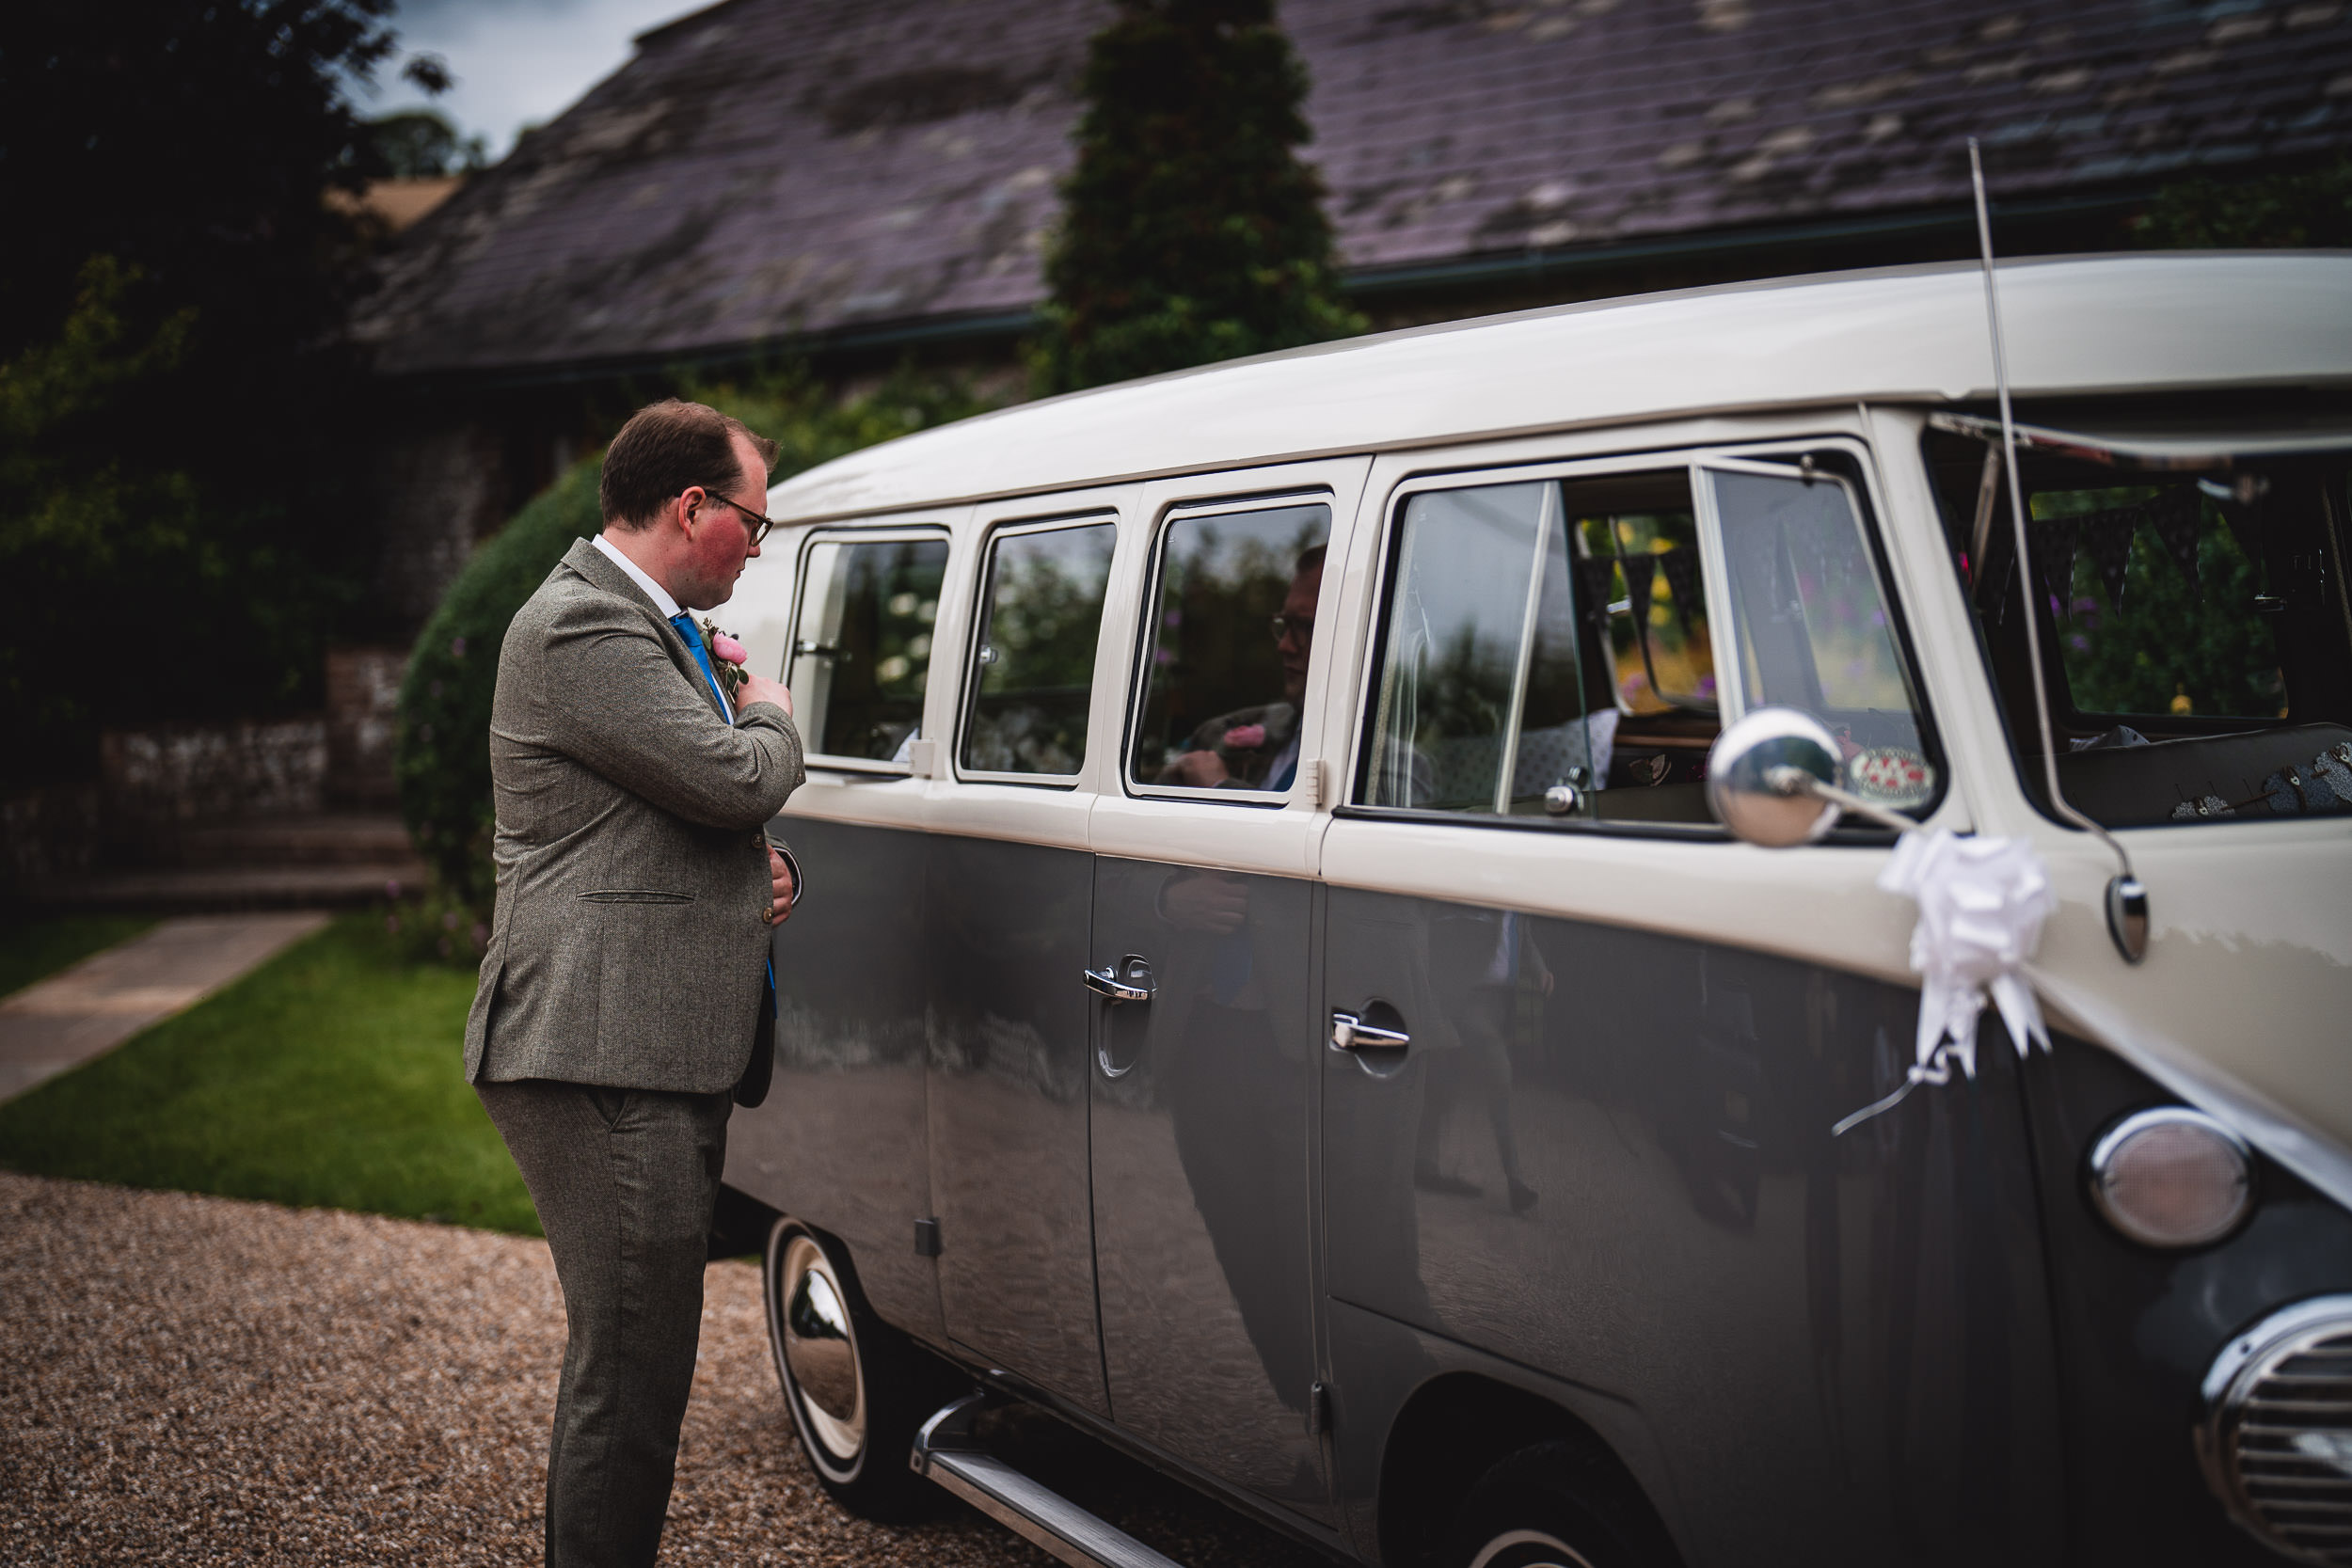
[562,538,728,720]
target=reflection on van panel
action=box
[728,258,2352,1568]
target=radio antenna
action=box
[1968,137,2148,963]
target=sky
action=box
[353,0,709,161]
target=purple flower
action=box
[385,879,402,900]
[451,635,467,657]
[2068,634,2090,653]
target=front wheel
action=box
[762,1219,952,1522]
[1444,1441,1674,1568]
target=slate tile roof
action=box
[353,0,2352,376]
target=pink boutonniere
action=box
[698,618,749,702]
[1222,723,1266,751]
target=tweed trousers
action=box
[476,1078,732,1568]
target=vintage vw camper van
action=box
[715,254,2352,1568]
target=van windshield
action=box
[1925,418,2352,827]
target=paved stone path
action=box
[0,913,330,1103]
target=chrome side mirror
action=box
[1707,706,1919,846]
[1706,708,1844,847]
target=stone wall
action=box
[371,422,508,629]
[0,785,103,885]
[326,645,405,809]
[99,720,329,828]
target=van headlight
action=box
[2200,1296,2352,1563]
[2088,1106,2253,1249]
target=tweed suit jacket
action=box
[465,537,805,1094]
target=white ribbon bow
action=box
[1835,830,2056,1135]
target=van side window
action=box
[960,519,1119,779]
[1704,464,1938,810]
[1359,471,1721,823]
[1357,463,1937,826]
[1132,501,1331,793]
[788,532,950,765]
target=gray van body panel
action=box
[926,831,1108,1414]
[1320,884,2068,1566]
[736,815,2072,1562]
[730,816,938,1339]
[731,816,1109,1414]
[1089,854,1330,1521]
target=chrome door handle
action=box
[1330,1010,1410,1051]
[1084,957,1154,1005]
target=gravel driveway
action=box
[0,1173,1049,1566]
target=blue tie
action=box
[668,613,730,716]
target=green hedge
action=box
[397,457,603,904]
[394,369,993,907]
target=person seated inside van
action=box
[1154,541,1325,792]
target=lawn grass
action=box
[0,913,159,999]
[0,914,537,1234]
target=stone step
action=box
[157,812,421,869]
[21,863,429,913]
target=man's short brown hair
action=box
[599,399,780,530]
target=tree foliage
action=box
[0,1,410,788]
[367,108,488,179]
[2134,156,2352,248]
[397,368,993,904]
[1031,0,1364,394]
[2038,487,2283,721]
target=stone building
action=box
[350,0,2352,629]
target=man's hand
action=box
[768,846,797,925]
[1167,748,1231,788]
[739,671,794,717]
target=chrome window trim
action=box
[783,523,954,777]
[1120,490,1338,806]
[953,512,1123,789]
[1340,435,1950,832]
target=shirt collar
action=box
[592,532,683,620]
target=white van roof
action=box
[769,252,2352,523]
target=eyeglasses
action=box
[1269,613,1315,646]
[695,490,775,547]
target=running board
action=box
[911,1394,1187,1568]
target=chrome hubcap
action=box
[1468,1530,1596,1568]
[778,1234,865,1464]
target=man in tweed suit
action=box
[468,399,805,1568]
